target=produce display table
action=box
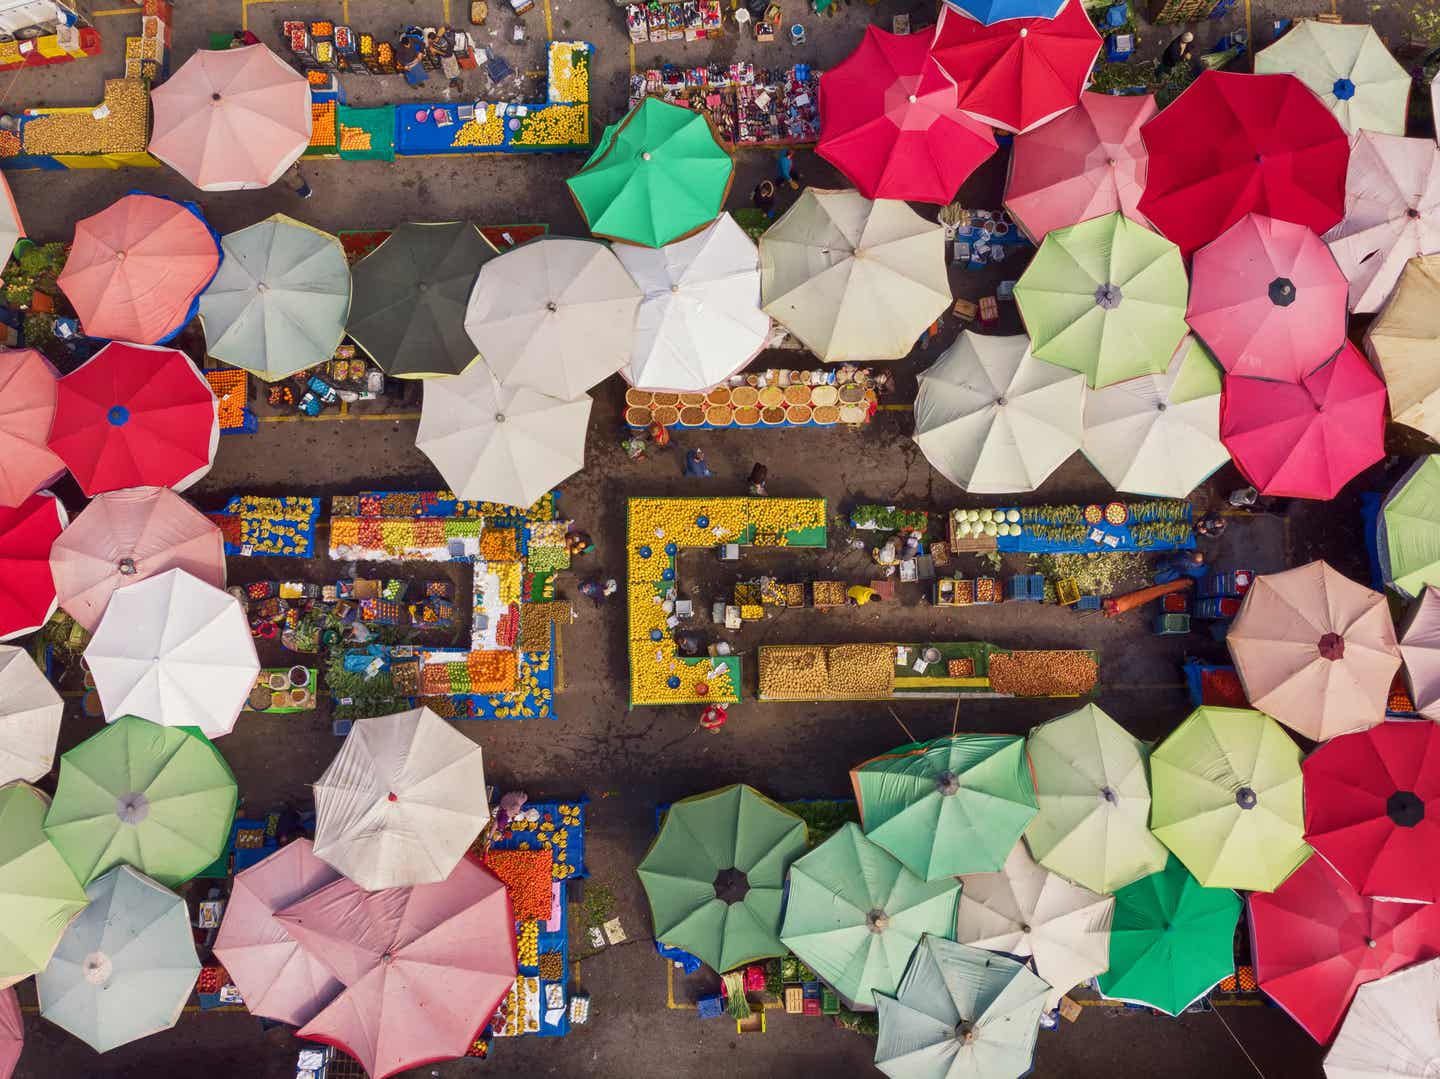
[624,368,875,430]
[629,62,820,146]
[948,500,1194,555]
[1181,657,1416,718]
[209,496,321,557]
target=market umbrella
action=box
[312,707,489,891]
[566,97,733,249]
[637,784,806,973]
[0,491,65,642]
[1366,255,1440,440]
[760,189,950,364]
[1249,853,1440,1044]
[930,1,1102,134]
[1227,560,1402,741]
[37,865,200,1053]
[1096,855,1240,1014]
[817,26,996,204]
[279,859,518,1079]
[955,841,1114,1012]
[1400,586,1440,720]
[0,349,63,508]
[852,734,1038,881]
[85,569,258,740]
[946,0,1065,26]
[1138,71,1350,258]
[1254,21,1410,137]
[873,936,1050,1079]
[612,215,768,392]
[149,44,311,191]
[0,988,18,1079]
[199,214,351,380]
[1013,212,1189,389]
[56,192,220,344]
[0,173,22,269]
[466,237,642,400]
[1080,334,1228,499]
[213,838,342,1027]
[1149,706,1310,893]
[347,220,498,378]
[0,782,87,990]
[48,342,219,497]
[0,645,62,786]
[1004,91,1156,244]
[1380,457,1440,599]
[779,823,960,1009]
[1186,213,1349,382]
[1023,703,1169,896]
[43,714,237,888]
[1326,957,1440,1079]
[913,331,1085,493]
[1219,343,1387,501]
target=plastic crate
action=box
[1195,597,1242,620]
[1198,570,1254,599]
[1055,578,1080,606]
[1074,594,1102,611]
[1162,592,1189,613]
[1005,574,1044,602]
[1154,613,1191,635]
[697,994,725,1019]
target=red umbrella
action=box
[1305,721,1440,904]
[929,0,1102,134]
[0,491,66,642]
[1138,71,1350,258]
[0,348,64,508]
[818,26,995,204]
[1219,343,1386,500]
[47,342,218,497]
[1249,854,1440,1044]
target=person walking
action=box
[1158,30,1194,75]
[621,431,647,461]
[776,148,801,190]
[1195,511,1227,539]
[579,579,606,607]
[289,164,312,200]
[648,422,672,451]
[752,180,777,219]
[748,462,768,495]
[699,702,728,734]
[684,448,713,478]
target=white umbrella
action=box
[1081,334,1228,498]
[1254,21,1410,137]
[1325,956,1440,1079]
[955,841,1114,1013]
[1400,586,1440,722]
[0,645,61,786]
[416,364,591,509]
[465,237,641,400]
[84,568,259,740]
[0,175,20,275]
[914,332,1084,494]
[312,707,489,891]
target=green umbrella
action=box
[43,715,237,888]
[637,784,805,973]
[1149,706,1310,893]
[852,735,1037,881]
[0,781,87,987]
[780,823,959,1008]
[1380,455,1440,598]
[1096,855,1240,1015]
[1013,211,1189,389]
[873,936,1050,1079]
[566,97,734,248]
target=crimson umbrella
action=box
[1219,343,1386,500]
[1249,854,1440,1044]
[1138,71,1350,258]
[929,0,1102,134]
[47,342,218,497]
[0,491,66,642]
[818,26,995,204]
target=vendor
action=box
[675,631,704,657]
[1154,550,1207,584]
[847,584,881,606]
[396,33,428,87]
[231,29,261,47]
[567,530,594,557]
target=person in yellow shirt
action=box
[847,584,880,606]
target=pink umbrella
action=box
[0,987,19,1079]
[1219,342,1387,500]
[1400,586,1440,722]
[49,486,225,633]
[279,858,517,1079]
[1004,91,1156,243]
[1187,214,1350,383]
[213,839,343,1027]
[0,349,64,508]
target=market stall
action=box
[0,0,100,75]
[207,496,322,558]
[625,1,723,43]
[629,63,820,146]
[9,78,155,170]
[947,500,1194,554]
[624,367,877,429]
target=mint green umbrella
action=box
[1014,212,1189,388]
[638,784,805,973]
[1096,855,1240,1015]
[780,823,959,1009]
[852,735,1037,881]
[567,97,734,248]
[1380,455,1440,599]
[43,715,237,888]
[0,782,87,987]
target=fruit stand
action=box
[208,496,322,558]
[0,0,101,75]
[624,368,876,430]
[629,62,821,146]
[7,78,156,171]
[948,500,1195,554]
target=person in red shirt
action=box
[648,422,672,450]
[699,703,727,734]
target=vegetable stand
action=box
[948,500,1194,554]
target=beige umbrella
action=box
[0,646,62,787]
[1399,586,1440,722]
[1365,255,1440,441]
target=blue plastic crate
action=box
[697,994,725,1019]
[1006,574,1045,602]
[1075,594,1103,611]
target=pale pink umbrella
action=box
[1004,91,1156,243]
[279,858,517,1079]
[1400,586,1440,722]
[213,839,343,1027]
[1228,560,1402,742]
[49,486,225,633]
[0,349,64,508]
[0,986,19,1079]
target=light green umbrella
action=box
[852,735,1037,881]
[567,97,734,248]
[873,935,1050,1079]
[43,714,237,888]
[637,784,805,973]
[1380,455,1440,599]
[1149,706,1310,893]
[0,781,87,989]
[1096,855,1240,1015]
[1013,211,1189,388]
[1023,704,1169,895]
[780,823,959,1009]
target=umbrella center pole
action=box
[866,909,890,934]
[82,951,113,986]
[1318,632,1345,660]
[1388,790,1426,828]
[1094,284,1123,310]
[1099,786,1119,805]
[118,557,137,576]
[713,867,751,904]
[1234,786,1257,810]
[935,771,960,797]
[1268,277,1296,307]
[954,1022,977,1044]
[115,791,150,824]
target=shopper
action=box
[748,462,768,495]
[289,164,312,200]
[579,579,606,607]
[684,448,713,478]
[648,422,672,450]
[699,703,728,734]
[1195,511,1227,539]
[1158,31,1194,75]
[752,180,777,218]
[776,148,801,189]
[847,584,881,606]
[1154,550,1207,584]
[396,33,429,87]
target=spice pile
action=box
[988,650,1098,697]
[23,80,149,156]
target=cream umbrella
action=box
[1399,586,1440,722]
[1254,21,1410,137]
[1325,957,1440,1079]
[760,189,950,363]
[1365,255,1440,441]
[0,645,61,786]
[913,331,1085,493]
